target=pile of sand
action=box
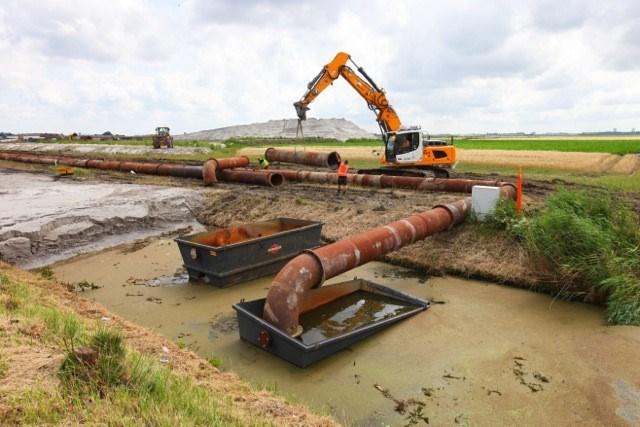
[175,118,374,142]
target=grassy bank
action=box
[0,266,335,426]
[485,191,640,324]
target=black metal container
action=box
[233,279,429,367]
[175,218,322,287]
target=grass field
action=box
[32,135,640,154]
[455,139,640,154]
[455,163,640,192]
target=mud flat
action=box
[53,239,640,427]
[0,170,203,268]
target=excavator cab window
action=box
[395,132,419,155]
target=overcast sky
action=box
[1,0,639,134]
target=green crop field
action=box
[454,139,640,154]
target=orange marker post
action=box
[516,166,523,214]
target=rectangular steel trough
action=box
[175,218,322,287]
[233,279,429,367]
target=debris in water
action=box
[512,358,549,392]
[443,371,465,380]
[533,372,551,383]
[146,296,163,304]
[454,413,469,425]
[126,277,146,286]
[487,389,502,396]
[421,387,435,397]
[208,313,239,339]
[145,272,189,287]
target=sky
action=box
[1,0,639,135]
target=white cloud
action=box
[0,0,639,134]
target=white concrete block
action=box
[472,186,501,220]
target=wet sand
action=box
[53,239,640,426]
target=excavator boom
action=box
[294,52,456,177]
[294,52,401,134]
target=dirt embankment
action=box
[0,263,337,427]
[197,182,553,291]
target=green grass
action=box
[0,272,271,426]
[0,351,7,378]
[455,138,640,154]
[207,356,223,368]
[487,191,640,324]
[456,162,640,192]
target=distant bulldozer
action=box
[152,127,174,149]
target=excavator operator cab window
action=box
[395,132,419,155]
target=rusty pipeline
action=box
[0,151,289,188]
[263,183,517,336]
[265,147,342,170]
[252,168,504,193]
[217,169,284,187]
[202,156,250,185]
[0,150,208,179]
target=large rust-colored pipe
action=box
[202,156,250,185]
[217,169,284,187]
[263,183,517,336]
[237,167,504,193]
[265,147,342,170]
[0,151,279,187]
[263,198,471,335]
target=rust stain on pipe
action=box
[265,147,342,170]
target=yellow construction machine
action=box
[295,52,456,177]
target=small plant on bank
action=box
[0,351,8,378]
[207,356,223,368]
[58,326,127,395]
[38,266,55,280]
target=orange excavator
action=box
[295,52,456,177]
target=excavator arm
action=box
[294,52,402,134]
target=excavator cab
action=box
[384,129,422,163]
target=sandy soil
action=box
[239,146,640,174]
[0,263,336,427]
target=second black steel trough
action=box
[233,279,429,367]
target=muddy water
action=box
[53,239,640,427]
[299,291,416,346]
